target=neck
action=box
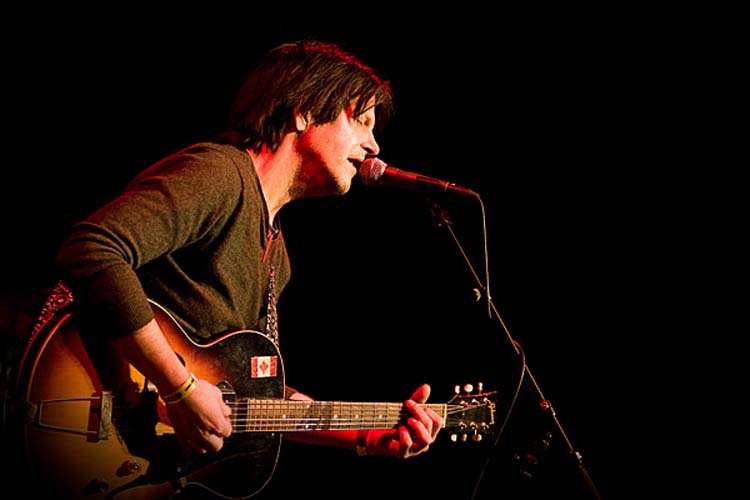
[246,146,292,225]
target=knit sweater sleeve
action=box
[55,144,243,339]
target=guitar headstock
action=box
[444,382,497,443]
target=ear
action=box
[294,111,308,133]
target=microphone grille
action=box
[358,158,387,186]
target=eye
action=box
[355,114,374,128]
[352,104,376,129]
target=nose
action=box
[363,129,380,157]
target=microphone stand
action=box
[426,196,603,500]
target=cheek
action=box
[300,130,336,166]
[317,126,354,154]
[305,119,358,158]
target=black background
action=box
[1,8,722,500]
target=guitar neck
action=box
[231,400,447,433]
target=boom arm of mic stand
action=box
[427,196,603,500]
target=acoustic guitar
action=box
[11,282,497,499]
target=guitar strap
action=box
[265,264,279,346]
[27,280,74,341]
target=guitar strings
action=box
[103,398,488,433]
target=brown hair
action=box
[225,39,394,152]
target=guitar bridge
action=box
[25,391,113,441]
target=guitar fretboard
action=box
[230,400,447,432]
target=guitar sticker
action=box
[251,355,278,378]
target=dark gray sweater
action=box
[55,142,290,342]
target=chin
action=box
[334,171,354,194]
[335,178,352,195]
[309,179,349,198]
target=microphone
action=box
[358,158,479,198]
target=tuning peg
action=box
[457,382,486,394]
[450,432,470,442]
[473,422,490,442]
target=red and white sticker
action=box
[251,355,278,378]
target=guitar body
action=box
[13,283,285,499]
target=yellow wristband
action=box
[162,373,197,405]
[355,429,369,457]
